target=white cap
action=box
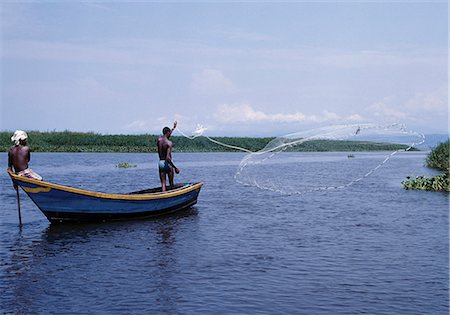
[11,130,28,145]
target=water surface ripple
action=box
[0,152,448,314]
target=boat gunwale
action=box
[8,170,203,200]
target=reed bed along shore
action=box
[1,131,412,153]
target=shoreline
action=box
[1,131,419,153]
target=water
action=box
[0,152,448,314]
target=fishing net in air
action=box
[179,123,424,195]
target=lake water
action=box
[0,152,448,314]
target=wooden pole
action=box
[15,186,22,226]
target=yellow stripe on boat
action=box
[8,170,203,201]
[22,186,52,193]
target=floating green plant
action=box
[116,162,137,168]
[402,140,449,193]
[402,173,449,193]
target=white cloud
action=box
[124,120,152,132]
[215,103,351,124]
[369,99,408,121]
[308,110,341,123]
[366,90,447,127]
[124,118,168,133]
[405,89,447,113]
[124,114,193,134]
[191,69,237,95]
[346,114,365,121]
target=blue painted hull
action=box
[9,171,203,223]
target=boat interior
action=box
[127,183,190,195]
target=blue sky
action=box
[1,1,448,136]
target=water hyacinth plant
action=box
[402,140,449,193]
[116,162,137,168]
[402,173,450,192]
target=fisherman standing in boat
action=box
[8,130,42,181]
[157,121,180,192]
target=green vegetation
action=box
[1,131,413,153]
[426,140,449,172]
[0,131,271,153]
[284,140,414,152]
[116,162,137,168]
[402,140,449,193]
[0,131,155,153]
[402,173,449,192]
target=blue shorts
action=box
[158,160,171,173]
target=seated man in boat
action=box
[156,121,180,192]
[8,130,42,181]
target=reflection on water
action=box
[1,207,198,314]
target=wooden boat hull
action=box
[8,171,203,223]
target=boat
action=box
[8,170,203,223]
